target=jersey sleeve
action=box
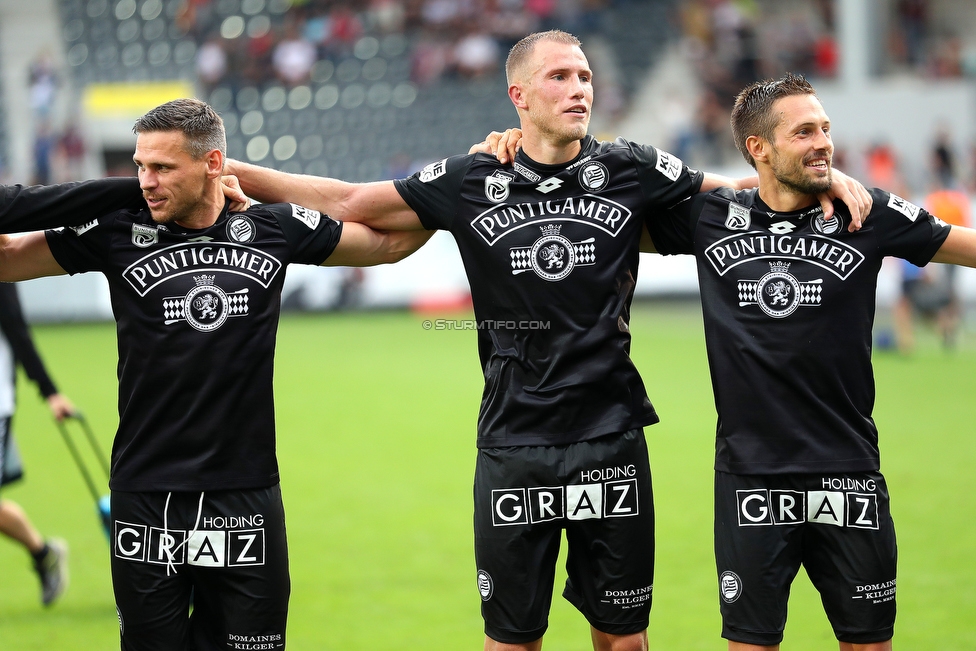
[265,203,344,265]
[870,189,951,265]
[645,192,706,255]
[44,213,116,275]
[1,177,142,233]
[627,140,704,210]
[392,154,473,230]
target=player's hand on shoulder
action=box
[821,169,872,231]
[220,175,251,212]
[469,129,522,165]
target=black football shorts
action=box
[474,429,654,644]
[715,470,896,646]
[111,485,290,650]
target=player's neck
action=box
[757,175,819,213]
[518,130,583,166]
[174,185,225,230]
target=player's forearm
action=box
[324,223,433,267]
[226,159,354,214]
[226,160,421,230]
[700,172,758,192]
[0,233,67,282]
[931,226,976,266]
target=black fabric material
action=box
[395,137,703,448]
[649,187,950,474]
[474,429,654,642]
[46,202,342,491]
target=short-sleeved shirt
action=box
[647,187,950,474]
[395,136,703,448]
[46,202,342,491]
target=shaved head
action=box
[506,30,582,85]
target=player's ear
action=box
[509,83,527,110]
[205,149,224,179]
[745,135,768,165]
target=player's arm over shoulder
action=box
[324,222,434,267]
[0,232,66,281]
[225,159,422,231]
[264,201,432,267]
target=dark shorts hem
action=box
[485,623,547,645]
[723,625,784,646]
[563,580,650,636]
[837,628,894,645]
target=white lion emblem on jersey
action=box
[765,280,792,306]
[192,292,220,320]
[539,243,564,269]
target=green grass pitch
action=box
[0,302,974,649]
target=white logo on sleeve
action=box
[887,193,921,221]
[71,219,99,236]
[419,158,448,183]
[654,148,682,182]
[290,204,321,230]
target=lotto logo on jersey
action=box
[736,480,880,530]
[114,518,266,567]
[490,478,639,526]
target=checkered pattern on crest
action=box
[163,298,185,320]
[798,283,822,304]
[509,242,598,271]
[510,247,532,271]
[737,280,823,305]
[738,281,758,303]
[228,293,249,314]
[575,242,596,264]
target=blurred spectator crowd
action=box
[673,0,976,167]
[189,0,615,91]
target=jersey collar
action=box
[512,135,596,179]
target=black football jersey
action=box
[46,202,342,491]
[648,187,950,474]
[1,178,141,232]
[395,136,703,448]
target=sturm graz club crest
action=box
[578,161,609,192]
[720,571,742,603]
[737,261,823,318]
[811,211,843,235]
[509,224,596,282]
[226,214,256,243]
[162,274,250,332]
[477,569,493,601]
